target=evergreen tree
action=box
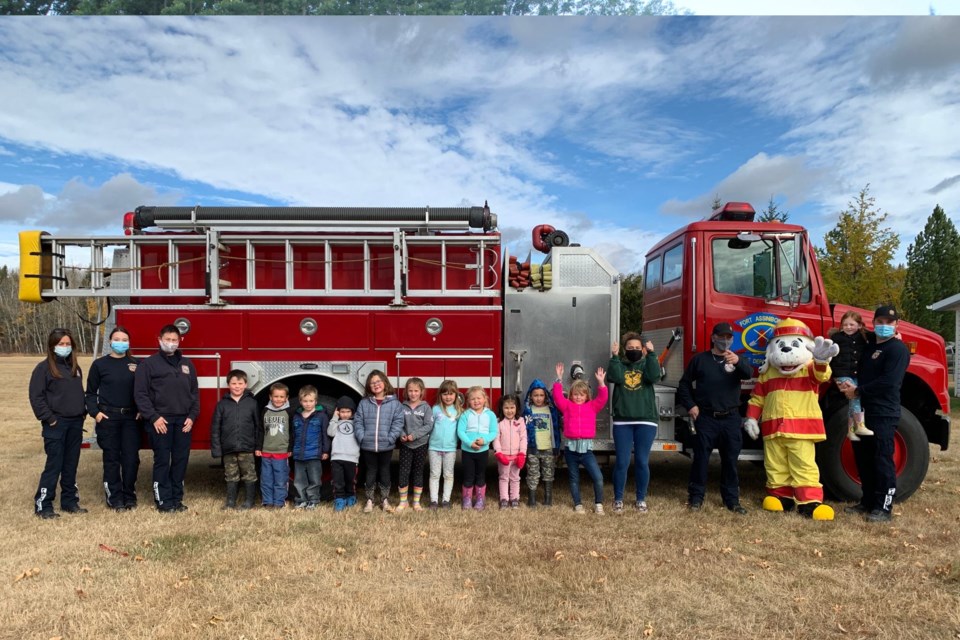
[619,271,643,333]
[711,194,722,211]
[757,195,789,223]
[902,205,960,340]
[815,185,901,310]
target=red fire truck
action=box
[643,202,950,502]
[19,201,949,502]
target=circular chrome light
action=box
[174,317,191,336]
[426,318,443,336]
[300,317,318,336]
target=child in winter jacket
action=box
[492,394,527,509]
[553,363,608,514]
[354,370,406,513]
[396,378,435,512]
[523,378,561,507]
[428,379,462,510]
[291,385,330,509]
[830,310,874,441]
[211,370,262,510]
[327,395,360,512]
[456,386,499,511]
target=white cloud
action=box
[679,0,956,15]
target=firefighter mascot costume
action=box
[743,318,840,520]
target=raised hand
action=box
[556,362,564,379]
[595,367,606,384]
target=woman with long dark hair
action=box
[85,326,141,511]
[28,328,88,519]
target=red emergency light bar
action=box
[709,202,756,222]
[122,211,137,236]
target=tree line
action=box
[1,0,688,15]
[1,186,956,354]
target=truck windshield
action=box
[712,235,810,304]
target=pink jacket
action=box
[552,382,609,440]
[493,417,528,457]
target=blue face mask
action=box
[110,341,130,354]
[875,324,896,339]
[54,345,72,358]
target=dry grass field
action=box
[1,355,958,640]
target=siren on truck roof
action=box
[709,202,756,222]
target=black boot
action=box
[223,482,239,510]
[527,486,537,507]
[544,482,553,507]
[240,482,257,510]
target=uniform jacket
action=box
[134,349,200,424]
[210,391,261,458]
[746,360,831,441]
[354,395,405,452]
[85,354,139,418]
[552,382,609,440]
[29,356,85,426]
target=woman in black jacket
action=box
[28,328,88,519]
[85,326,141,511]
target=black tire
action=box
[817,406,929,503]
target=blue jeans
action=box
[294,459,322,506]
[613,423,657,502]
[564,448,604,506]
[260,457,289,507]
[835,377,862,414]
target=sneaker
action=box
[573,504,585,514]
[345,496,357,508]
[688,501,703,511]
[173,504,188,512]
[510,499,520,509]
[395,501,408,513]
[613,500,624,514]
[843,503,870,515]
[429,501,439,511]
[333,498,346,512]
[499,499,509,510]
[294,502,306,510]
[305,503,318,511]
[847,431,861,442]
[867,509,892,523]
[594,503,605,515]
[636,501,649,513]
[441,501,452,510]
[727,503,748,515]
[36,511,60,520]
[363,499,374,513]
[62,506,89,514]
[381,499,394,513]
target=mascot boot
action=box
[797,502,835,521]
[762,496,796,512]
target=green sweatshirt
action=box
[607,352,661,423]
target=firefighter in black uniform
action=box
[677,322,752,514]
[839,305,910,523]
[85,326,141,511]
[28,328,89,519]
[134,324,200,513]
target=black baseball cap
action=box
[874,305,899,321]
[712,322,735,337]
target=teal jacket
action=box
[607,352,661,423]
[456,408,499,453]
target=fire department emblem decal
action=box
[127,363,137,373]
[181,365,190,374]
[624,370,643,390]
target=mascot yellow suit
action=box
[743,318,839,520]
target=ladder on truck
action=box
[19,205,501,306]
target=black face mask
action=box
[625,350,644,363]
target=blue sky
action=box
[1,9,959,274]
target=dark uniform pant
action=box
[687,412,743,507]
[148,416,192,510]
[852,415,897,513]
[96,416,141,508]
[34,416,84,514]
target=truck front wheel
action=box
[817,407,930,503]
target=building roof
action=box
[929,292,960,311]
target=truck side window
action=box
[662,243,682,284]
[645,255,662,290]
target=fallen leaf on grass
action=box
[336,547,346,555]
[98,544,128,557]
[837,622,848,633]
[595,577,607,585]
[404,566,414,573]
[14,567,40,582]
[813,549,823,558]
[682,548,690,557]
[463,578,475,589]
[419,530,428,538]
[357,562,369,573]
[335,581,342,588]
[554,551,565,561]
[134,555,145,562]
[208,615,225,626]
[643,623,654,637]
[75,588,86,599]
[721,548,732,554]
[750,538,763,544]
[587,550,608,559]
[49,636,62,640]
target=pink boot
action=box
[474,486,486,511]
[461,486,474,510]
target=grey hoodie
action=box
[327,416,361,464]
[401,400,434,449]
